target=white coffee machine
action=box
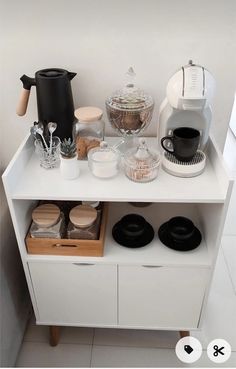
[158,60,215,150]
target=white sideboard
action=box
[2,135,233,343]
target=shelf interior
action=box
[20,201,215,267]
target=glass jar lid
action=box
[69,205,97,228]
[124,139,160,169]
[106,67,154,112]
[88,141,120,163]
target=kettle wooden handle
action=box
[16,88,30,116]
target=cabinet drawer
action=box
[119,265,209,329]
[29,261,117,325]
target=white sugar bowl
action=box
[88,141,120,179]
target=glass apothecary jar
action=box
[74,106,104,160]
[105,68,154,137]
[67,205,100,240]
[30,204,65,238]
[124,138,161,183]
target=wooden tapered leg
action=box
[179,330,190,338]
[49,326,60,346]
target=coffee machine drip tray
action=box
[162,151,206,178]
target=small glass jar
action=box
[124,138,161,183]
[88,141,120,179]
[74,106,104,160]
[67,205,100,240]
[30,204,65,238]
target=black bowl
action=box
[158,220,202,251]
[168,216,195,242]
[119,214,147,238]
[112,221,155,248]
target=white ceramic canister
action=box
[60,156,80,180]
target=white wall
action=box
[1,0,236,163]
[0,0,235,365]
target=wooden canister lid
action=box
[32,204,60,228]
[69,205,97,228]
[74,106,103,123]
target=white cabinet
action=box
[119,265,209,329]
[28,262,117,326]
[2,135,233,335]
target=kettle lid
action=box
[36,68,68,78]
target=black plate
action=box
[158,222,202,251]
[112,222,155,248]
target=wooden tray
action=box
[25,203,108,257]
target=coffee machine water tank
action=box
[158,61,215,149]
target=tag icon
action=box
[184,345,193,354]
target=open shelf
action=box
[3,136,229,203]
[25,202,211,267]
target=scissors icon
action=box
[213,345,225,356]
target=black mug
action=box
[161,127,200,162]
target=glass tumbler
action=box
[35,136,61,169]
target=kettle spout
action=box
[20,75,36,90]
[68,72,77,80]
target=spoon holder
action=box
[35,136,60,169]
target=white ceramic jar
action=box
[60,156,80,180]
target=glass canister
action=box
[105,68,154,137]
[30,203,65,238]
[88,141,120,179]
[82,201,103,228]
[74,106,104,160]
[124,138,161,183]
[67,205,100,240]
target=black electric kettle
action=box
[17,68,77,140]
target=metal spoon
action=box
[30,125,38,139]
[48,122,57,154]
[35,125,49,153]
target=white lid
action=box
[74,106,103,123]
[88,141,120,163]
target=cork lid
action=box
[69,205,97,228]
[74,106,103,123]
[32,204,60,228]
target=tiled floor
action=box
[16,129,236,367]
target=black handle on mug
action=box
[161,136,174,154]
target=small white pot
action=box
[60,156,80,180]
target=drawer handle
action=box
[73,263,95,266]
[53,244,79,248]
[142,265,163,268]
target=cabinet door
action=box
[119,265,209,329]
[28,261,117,325]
